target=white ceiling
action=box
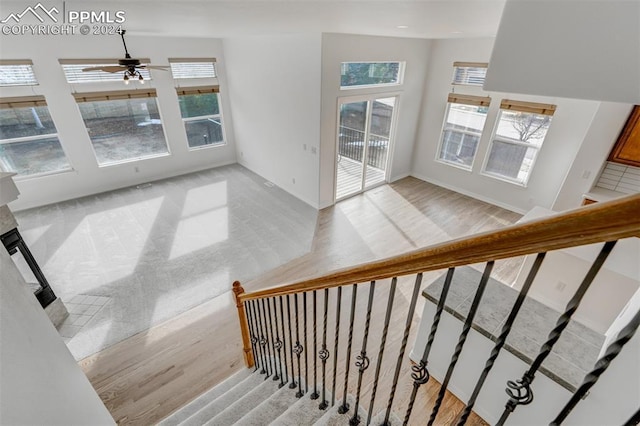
[26,0,507,39]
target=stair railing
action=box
[233,193,640,425]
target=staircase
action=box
[158,368,394,426]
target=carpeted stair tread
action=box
[271,391,333,425]
[203,374,281,425]
[313,395,367,426]
[180,371,266,426]
[158,369,251,425]
[370,409,403,426]
[235,381,300,426]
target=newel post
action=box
[232,281,255,368]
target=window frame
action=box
[169,58,217,80]
[176,86,226,150]
[451,62,489,87]
[0,59,39,87]
[480,100,556,187]
[339,61,405,90]
[435,93,491,171]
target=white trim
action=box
[340,61,405,90]
[0,133,58,144]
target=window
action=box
[177,86,224,149]
[340,62,403,88]
[437,93,491,169]
[0,60,38,86]
[0,96,71,176]
[59,59,151,84]
[452,62,488,86]
[169,58,217,79]
[74,90,169,166]
[482,99,555,185]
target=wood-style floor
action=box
[79,177,523,425]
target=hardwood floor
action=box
[79,177,522,425]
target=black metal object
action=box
[497,241,616,425]
[293,293,304,398]
[350,281,375,425]
[286,295,297,389]
[339,284,358,414]
[1,228,57,308]
[311,290,320,400]
[428,262,494,426]
[303,292,309,394]
[256,299,270,376]
[279,296,289,383]
[271,298,285,387]
[266,297,280,382]
[457,253,546,425]
[319,288,330,410]
[383,273,423,425]
[246,300,260,372]
[332,286,343,407]
[367,277,397,425]
[550,307,640,426]
[252,300,267,374]
[623,408,640,426]
[403,268,455,426]
[259,299,274,378]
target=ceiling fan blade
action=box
[139,65,170,71]
[82,66,125,73]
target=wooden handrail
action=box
[239,193,640,302]
[232,281,255,368]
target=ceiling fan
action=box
[82,29,168,84]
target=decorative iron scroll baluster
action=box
[245,300,259,372]
[403,268,455,425]
[293,293,304,398]
[350,281,375,425]
[286,295,297,389]
[332,286,343,407]
[319,288,330,410]
[457,253,546,426]
[367,277,397,425]
[550,308,640,426]
[279,296,289,384]
[497,241,617,425]
[261,298,275,378]
[428,262,494,426]
[266,297,280,382]
[303,292,309,394]
[271,298,285,388]
[623,408,640,426]
[311,290,320,400]
[383,273,423,426]
[251,301,267,374]
[339,284,358,414]
[257,298,271,377]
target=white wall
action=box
[2,34,237,211]
[485,0,640,104]
[318,33,431,208]
[223,34,322,208]
[411,38,601,213]
[0,248,114,425]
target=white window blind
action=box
[452,62,488,86]
[169,58,217,79]
[59,59,152,83]
[0,60,38,86]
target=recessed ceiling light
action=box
[397,25,409,29]
[451,31,463,34]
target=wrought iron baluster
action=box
[286,295,297,389]
[252,300,267,374]
[332,286,343,407]
[457,253,546,425]
[367,277,397,426]
[304,292,309,394]
[257,298,271,377]
[350,282,375,425]
[403,268,455,426]
[311,290,320,400]
[261,298,275,378]
[497,241,617,425]
[294,293,304,398]
[266,297,280,382]
[320,288,330,410]
[428,262,494,426]
[279,296,289,384]
[550,307,640,426]
[245,299,259,372]
[271,298,286,388]
[339,284,358,414]
[623,408,640,426]
[383,273,423,426]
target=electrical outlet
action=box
[556,281,567,291]
[134,166,140,173]
[292,177,296,184]
[303,144,307,151]
[311,146,317,154]
[581,170,591,179]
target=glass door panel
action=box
[365,97,395,188]
[336,101,367,199]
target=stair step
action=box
[235,381,300,426]
[158,369,251,425]
[271,391,332,426]
[313,395,367,426]
[370,410,403,426]
[181,371,267,426]
[203,374,281,425]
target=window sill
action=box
[13,167,75,181]
[96,152,171,168]
[480,171,528,188]
[435,159,474,172]
[188,142,226,151]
